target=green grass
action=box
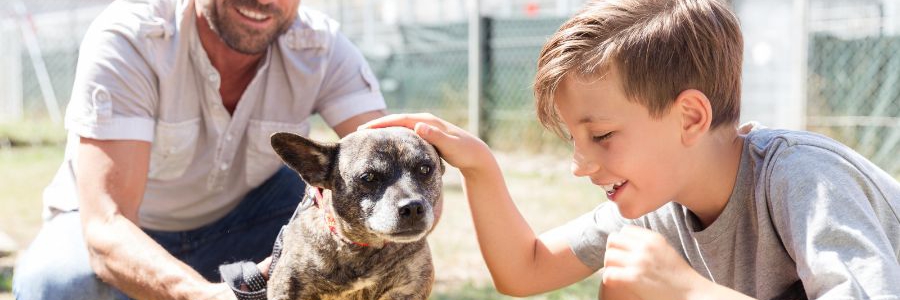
[431,276,601,300]
[0,120,67,147]
[0,269,10,293]
[0,120,67,298]
[0,145,64,245]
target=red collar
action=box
[308,187,371,247]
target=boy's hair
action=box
[534,0,743,136]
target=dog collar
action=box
[308,187,371,247]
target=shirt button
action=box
[220,163,229,170]
[208,73,219,82]
[225,134,233,141]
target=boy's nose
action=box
[571,152,600,177]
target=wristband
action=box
[219,261,267,300]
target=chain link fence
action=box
[807,35,900,176]
[806,0,900,177]
[0,0,106,123]
[369,17,569,151]
[1,0,898,175]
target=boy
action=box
[361,0,900,299]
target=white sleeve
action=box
[64,17,157,142]
[314,32,386,127]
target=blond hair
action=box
[534,0,743,136]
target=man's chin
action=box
[212,16,289,55]
[219,29,278,54]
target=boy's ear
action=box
[270,132,339,189]
[674,89,712,147]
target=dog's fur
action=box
[268,127,444,300]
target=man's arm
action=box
[332,109,387,137]
[76,138,234,300]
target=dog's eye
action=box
[360,172,377,183]
[418,165,431,175]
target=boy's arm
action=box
[361,114,595,296]
[77,138,235,300]
[461,155,597,295]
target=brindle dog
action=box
[268,127,444,300]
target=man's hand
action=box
[602,225,708,300]
[258,256,272,280]
[202,283,238,300]
[359,113,492,174]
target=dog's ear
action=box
[431,145,446,175]
[270,132,339,189]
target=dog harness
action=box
[219,185,377,299]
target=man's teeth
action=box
[237,7,268,21]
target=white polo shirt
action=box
[42,0,386,231]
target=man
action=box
[12,0,386,298]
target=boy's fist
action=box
[603,225,710,300]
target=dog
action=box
[267,127,444,300]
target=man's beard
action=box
[202,0,293,55]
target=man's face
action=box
[556,68,689,219]
[200,0,300,54]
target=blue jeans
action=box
[12,167,305,300]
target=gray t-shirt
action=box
[564,123,900,299]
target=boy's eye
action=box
[592,132,613,143]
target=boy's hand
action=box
[603,225,710,300]
[359,113,492,173]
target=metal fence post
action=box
[14,0,62,123]
[467,0,482,137]
[794,0,808,130]
[480,17,493,143]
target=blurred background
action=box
[1,0,899,298]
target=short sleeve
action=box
[767,145,900,299]
[314,32,386,127]
[64,18,157,142]
[561,202,628,271]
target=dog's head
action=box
[271,127,444,245]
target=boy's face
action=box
[556,68,690,219]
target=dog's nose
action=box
[398,201,425,219]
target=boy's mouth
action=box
[600,180,627,198]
